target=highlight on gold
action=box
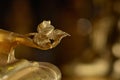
[0,21,70,65]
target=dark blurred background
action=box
[1,0,120,80]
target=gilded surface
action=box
[0,60,61,80]
[0,21,69,65]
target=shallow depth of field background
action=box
[0,0,120,80]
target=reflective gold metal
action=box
[0,20,69,65]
